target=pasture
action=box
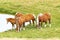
[0,0,60,38]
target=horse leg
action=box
[40,22,43,27]
[16,25,19,32]
[19,25,22,32]
[12,24,15,30]
[38,22,41,29]
[32,20,35,26]
[39,22,40,26]
[36,20,40,29]
[15,17,20,32]
[33,21,34,25]
[11,24,13,30]
[40,22,43,29]
[23,22,25,30]
[16,25,18,32]
[17,24,20,32]
[44,21,47,27]
[16,21,19,32]
[29,20,31,25]
[49,19,51,27]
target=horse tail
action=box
[36,14,39,25]
[32,14,36,18]
[32,14,36,21]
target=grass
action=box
[0,0,60,38]
[0,26,60,38]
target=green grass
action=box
[0,26,60,38]
[0,0,60,38]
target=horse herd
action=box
[6,12,51,32]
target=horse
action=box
[6,18,16,30]
[36,13,51,28]
[15,13,36,32]
[24,13,36,25]
[21,13,36,31]
[15,15,26,32]
[15,12,24,32]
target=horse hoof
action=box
[23,28,25,30]
[44,25,47,28]
[40,28,42,30]
[16,30,19,32]
[49,24,51,28]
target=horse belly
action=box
[25,17,31,22]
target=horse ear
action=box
[16,12,17,14]
[16,12,21,14]
[16,12,19,14]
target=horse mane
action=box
[32,14,36,19]
[16,12,22,14]
[38,13,43,17]
[36,13,42,25]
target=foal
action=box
[37,13,51,28]
[6,18,15,30]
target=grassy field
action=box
[0,0,60,38]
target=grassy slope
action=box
[0,0,60,38]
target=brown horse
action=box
[15,13,36,32]
[24,13,36,25]
[6,18,16,30]
[15,12,24,32]
[15,16,26,32]
[22,14,36,31]
[36,13,51,28]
